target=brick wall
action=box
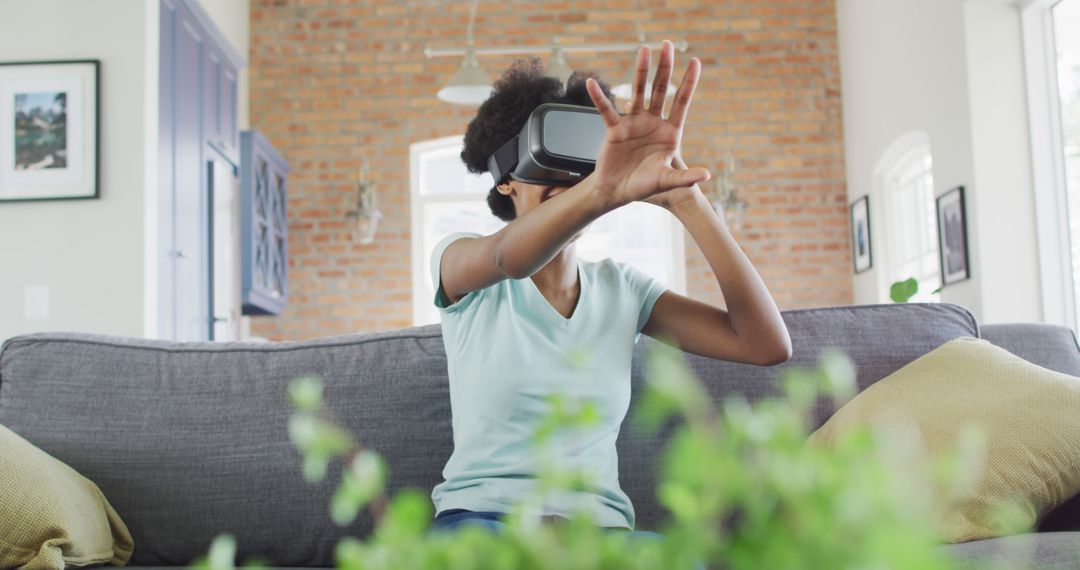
[249,0,851,340]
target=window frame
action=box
[872,131,937,304]
[881,143,939,303]
[1021,0,1078,329]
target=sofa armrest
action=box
[980,323,1080,376]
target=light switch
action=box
[24,285,49,320]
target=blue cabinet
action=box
[240,130,290,316]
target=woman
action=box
[430,40,791,534]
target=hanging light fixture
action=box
[548,45,575,85]
[436,0,491,106]
[436,48,492,105]
[345,157,383,245]
[425,4,688,106]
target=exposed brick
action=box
[249,0,852,340]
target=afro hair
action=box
[460,58,615,222]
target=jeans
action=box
[432,508,662,539]
[431,509,704,569]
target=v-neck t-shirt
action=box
[429,232,667,529]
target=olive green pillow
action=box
[810,337,1080,543]
[0,424,133,569]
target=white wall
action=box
[837,0,1041,323]
[0,0,250,344]
[0,0,149,343]
[963,1,1041,323]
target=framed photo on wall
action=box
[850,195,872,274]
[0,60,99,202]
[936,185,970,286]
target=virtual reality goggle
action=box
[487,103,606,188]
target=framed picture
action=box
[850,195,872,274]
[0,60,99,202]
[936,185,970,286]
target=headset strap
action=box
[487,136,519,187]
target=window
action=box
[875,134,939,303]
[1055,0,1080,326]
[410,136,686,326]
[1023,0,1080,329]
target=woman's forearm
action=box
[671,192,792,355]
[492,175,619,279]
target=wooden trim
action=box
[178,0,246,69]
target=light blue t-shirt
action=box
[429,232,667,529]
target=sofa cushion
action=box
[0,423,133,569]
[810,337,1080,542]
[944,531,1080,569]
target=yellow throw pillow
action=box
[809,337,1080,543]
[0,424,133,569]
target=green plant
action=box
[890,277,946,303]
[890,277,920,303]
[193,347,962,570]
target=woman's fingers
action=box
[668,57,701,131]
[648,40,675,117]
[661,165,711,191]
[586,78,621,128]
[629,45,650,114]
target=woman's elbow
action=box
[756,335,793,366]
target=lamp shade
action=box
[437,49,493,105]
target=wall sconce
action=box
[712,151,748,231]
[345,158,382,245]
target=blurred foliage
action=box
[890,277,920,303]
[193,346,973,570]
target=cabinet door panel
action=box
[220,63,238,149]
[204,47,222,148]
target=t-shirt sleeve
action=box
[623,264,669,334]
[430,232,484,313]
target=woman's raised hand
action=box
[585,40,710,207]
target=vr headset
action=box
[486,103,607,188]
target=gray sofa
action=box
[2,303,1080,568]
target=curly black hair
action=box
[461,58,615,222]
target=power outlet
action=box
[24,285,49,320]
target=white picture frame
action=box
[0,60,98,202]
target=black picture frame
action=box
[0,59,100,203]
[936,185,970,287]
[850,195,872,274]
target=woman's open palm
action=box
[585,40,710,206]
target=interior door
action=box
[209,154,241,341]
[172,6,210,342]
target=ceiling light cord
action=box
[466,0,479,47]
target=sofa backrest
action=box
[2,302,1057,567]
